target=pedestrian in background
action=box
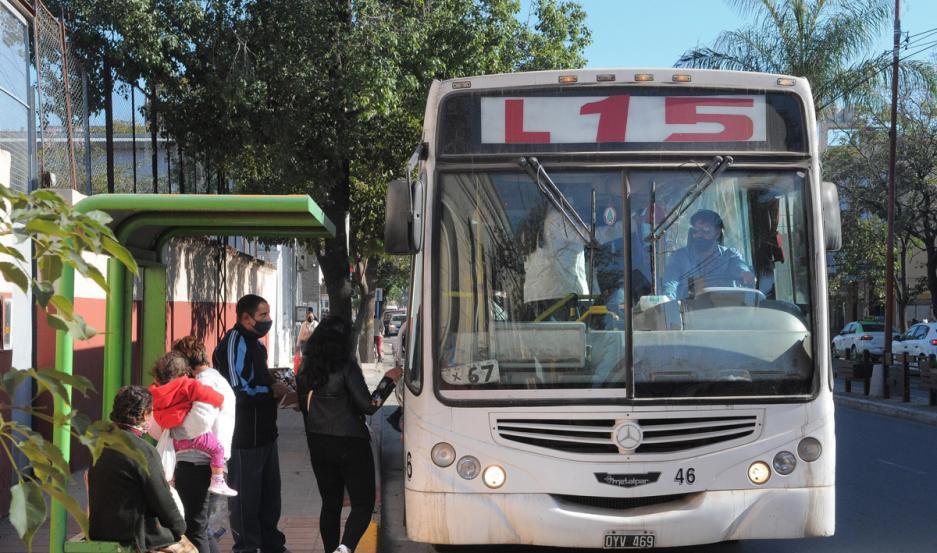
[373,317,385,362]
[296,315,401,553]
[213,294,290,553]
[296,308,317,354]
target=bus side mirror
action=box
[385,179,419,255]
[821,181,842,251]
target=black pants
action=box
[174,461,219,553]
[306,434,375,553]
[228,441,286,553]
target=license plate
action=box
[604,531,655,549]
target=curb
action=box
[358,405,386,553]
[834,393,937,426]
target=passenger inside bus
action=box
[661,209,755,300]
[520,202,589,319]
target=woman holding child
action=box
[150,337,237,553]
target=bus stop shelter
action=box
[51,194,336,552]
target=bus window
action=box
[630,169,814,398]
[435,168,815,399]
[436,171,627,391]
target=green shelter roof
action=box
[74,194,336,255]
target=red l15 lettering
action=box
[664,97,754,142]
[505,99,551,143]
[580,95,631,142]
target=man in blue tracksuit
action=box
[213,294,289,553]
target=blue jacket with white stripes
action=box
[213,323,278,448]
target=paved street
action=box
[379,403,937,553]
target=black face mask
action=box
[689,236,717,254]
[252,318,273,336]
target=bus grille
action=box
[494,413,760,456]
[552,492,696,511]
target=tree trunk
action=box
[849,281,859,321]
[897,238,909,331]
[352,257,378,362]
[316,160,354,341]
[926,242,937,320]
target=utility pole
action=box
[883,0,900,396]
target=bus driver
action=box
[661,209,755,300]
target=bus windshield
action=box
[435,168,814,398]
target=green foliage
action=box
[676,0,934,115]
[0,187,141,551]
[155,0,590,324]
[47,0,204,113]
[0,186,138,339]
[823,84,937,320]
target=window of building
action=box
[0,0,29,193]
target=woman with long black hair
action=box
[296,315,401,553]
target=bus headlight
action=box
[483,465,506,488]
[797,437,822,462]
[773,451,797,475]
[431,442,456,467]
[748,461,771,485]
[456,456,481,480]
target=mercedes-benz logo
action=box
[615,422,643,451]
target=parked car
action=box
[383,308,404,329]
[831,320,899,361]
[893,322,937,370]
[387,313,407,336]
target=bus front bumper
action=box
[405,486,835,548]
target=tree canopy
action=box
[676,0,932,115]
[824,85,937,323]
[154,0,591,351]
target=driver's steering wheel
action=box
[696,286,766,306]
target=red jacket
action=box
[148,377,224,430]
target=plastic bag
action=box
[168,485,186,521]
[155,428,177,482]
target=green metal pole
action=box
[122,270,134,387]
[101,258,126,420]
[141,266,167,387]
[50,264,75,553]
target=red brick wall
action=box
[32,298,246,473]
[0,349,12,516]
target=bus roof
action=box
[435,68,812,101]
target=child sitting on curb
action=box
[149,351,237,496]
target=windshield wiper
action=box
[518,156,599,298]
[518,157,596,246]
[650,155,734,241]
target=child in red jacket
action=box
[149,351,237,496]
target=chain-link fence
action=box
[33,0,83,190]
[33,0,216,196]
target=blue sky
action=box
[520,0,937,69]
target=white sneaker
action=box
[332,545,351,553]
[208,475,238,496]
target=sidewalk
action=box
[833,371,937,425]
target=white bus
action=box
[384,68,841,549]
